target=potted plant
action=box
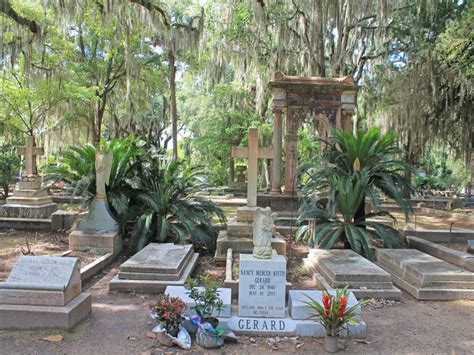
[185,275,225,348]
[303,287,369,353]
[149,294,186,337]
[185,275,223,326]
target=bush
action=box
[46,136,225,253]
[0,143,20,198]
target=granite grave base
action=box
[377,249,474,300]
[0,256,91,330]
[109,243,199,293]
[304,249,402,300]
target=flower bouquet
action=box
[149,294,191,349]
[304,287,369,353]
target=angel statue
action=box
[95,144,113,200]
[252,207,277,259]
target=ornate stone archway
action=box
[269,73,358,196]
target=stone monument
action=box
[252,207,277,259]
[220,226,366,337]
[257,73,358,212]
[0,256,91,330]
[0,136,58,229]
[215,129,286,262]
[69,145,122,255]
[109,243,199,292]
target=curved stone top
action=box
[0,256,80,291]
[270,72,358,91]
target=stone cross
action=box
[232,128,272,207]
[17,136,44,177]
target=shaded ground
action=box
[389,210,474,231]
[0,202,473,353]
[0,254,473,354]
[0,229,103,281]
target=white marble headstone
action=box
[238,253,286,318]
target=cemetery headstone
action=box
[304,249,402,300]
[69,145,121,255]
[219,215,366,337]
[0,137,58,225]
[109,243,199,292]
[0,256,91,330]
[377,249,474,300]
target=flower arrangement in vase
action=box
[304,287,369,353]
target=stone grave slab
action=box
[238,252,286,318]
[109,243,199,293]
[304,249,401,300]
[165,285,232,317]
[0,256,91,330]
[0,256,81,306]
[407,236,474,272]
[376,249,474,300]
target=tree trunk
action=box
[228,156,234,187]
[168,46,178,160]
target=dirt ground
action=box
[0,230,103,281]
[0,206,473,354]
[0,247,473,354]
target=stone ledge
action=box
[219,306,366,338]
[402,226,474,243]
[80,253,115,282]
[69,230,122,255]
[0,293,91,330]
[313,272,402,300]
[0,217,51,230]
[407,236,474,272]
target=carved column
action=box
[271,108,283,194]
[284,108,300,195]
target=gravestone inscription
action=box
[238,253,286,318]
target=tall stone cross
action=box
[231,128,272,207]
[17,136,44,177]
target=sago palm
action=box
[124,159,226,253]
[297,127,413,259]
[296,173,401,260]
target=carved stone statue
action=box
[95,145,113,200]
[252,207,277,259]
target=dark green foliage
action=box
[124,159,225,253]
[297,127,413,259]
[185,275,223,319]
[0,142,20,198]
[46,136,225,253]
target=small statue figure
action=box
[252,207,277,259]
[95,144,113,200]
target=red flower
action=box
[324,309,331,317]
[340,296,347,305]
[322,293,331,309]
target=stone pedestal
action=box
[215,206,286,262]
[0,177,58,220]
[69,199,121,255]
[0,256,91,330]
[238,253,286,318]
[109,243,199,293]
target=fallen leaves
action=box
[40,335,64,342]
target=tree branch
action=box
[0,0,39,34]
[129,0,170,29]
